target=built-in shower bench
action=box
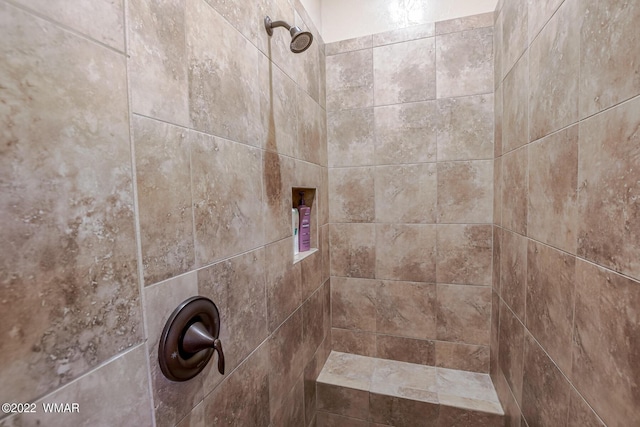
[316,351,505,427]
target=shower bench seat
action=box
[316,351,505,427]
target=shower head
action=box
[264,16,314,53]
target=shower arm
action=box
[269,20,292,31]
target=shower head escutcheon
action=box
[264,16,313,53]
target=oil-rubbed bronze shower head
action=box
[264,15,313,53]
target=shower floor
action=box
[316,351,504,426]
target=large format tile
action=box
[267,65,299,158]
[371,359,437,401]
[436,285,491,346]
[579,0,640,118]
[377,335,436,366]
[262,152,296,243]
[502,53,528,153]
[376,281,437,340]
[327,108,375,167]
[329,167,375,223]
[498,300,525,405]
[298,88,324,165]
[331,277,378,332]
[501,0,527,78]
[190,132,264,265]
[528,0,579,142]
[326,35,373,56]
[265,238,302,332]
[501,146,528,235]
[204,0,269,55]
[435,13,494,35]
[436,27,493,98]
[326,49,373,111]
[373,37,436,105]
[187,0,264,146]
[572,260,640,427]
[436,341,490,373]
[329,224,376,278]
[369,392,439,427]
[373,23,435,46]
[437,94,494,161]
[521,334,571,427]
[374,102,437,165]
[527,0,564,42]
[437,161,493,224]
[375,164,437,224]
[271,377,305,427]
[577,96,640,280]
[128,0,189,126]
[331,328,376,357]
[376,224,437,283]
[527,125,578,254]
[500,230,527,321]
[526,241,575,374]
[317,351,376,391]
[567,388,605,427]
[0,4,140,403]
[436,225,493,286]
[133,116,194,285]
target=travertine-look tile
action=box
[371,359,437,401]
[528,125,578,254]
[494,81,503,157]
[498,300,525,405]
[265,238,302,332]
[493,11,504,89]
[377,281,437,340]
[526,241,575,374]
[436,285,491,346]
[501,0,527,78]
[128,0,189,126]
[577,96,640,280]
[436,225,493,286]
[203,342,270,427]
[522,333,571,427]
[327,108,375,167]
[271,377,305,427]
[372,23,435,46]
[204,0,269,55]
[304,336,332,426]
[375,164,437,223]
[176,401,205,427]
[377,335,436,366]
[437,94,494,161]
[572,260,640,427]
[436,27,493,98]
[331,277,378,332]
[326,50,373,111]
[502,53,528,153]
[0,4,140,403]
[437,161,493,224]
[370,392,439,427]
[143,273,200,427]
[374,101,437,165]
[325,35,373,56]
[437,406,504,427]
[493,157,502,226]
[316,412,369,427]
[528,0,579,142]
[567,388,605,427]
[133,116,194,285]
[492,227,502,292]
[579,0,640,118]
[197,249,268,392]
[269,309,305,415]
[268,65,299,158]
[301,248,324,301]
[11,0,125,51]
[500,230,527,320]
[331,328,376,357]
[317,351,375,391]
[435,12,494,35]
[437,368,501,409]
[187,0,264,146]
[490,291,500,378]
[436,342,490,374]
[3,346,153,427]
[329,167,375,223]
[527,0,565,42]
[373,37,436,105]
[376,224,437,282]
[190,132,264,265]
[298,89,324,165]
[317,383,370,420]
[263,152,296,243]
[501,146,528,235]
[494,371,522,427]
[329,224,376,278]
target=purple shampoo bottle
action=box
[298,192,311,252]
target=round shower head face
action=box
[289,27,313,53]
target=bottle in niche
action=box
[297,191,311,252]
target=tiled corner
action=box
[502,53,528,153]
[498,300,525,405]
[501,146,528,235]
[500,229,527,321]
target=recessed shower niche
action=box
[291,187,318,263]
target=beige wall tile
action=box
[436,341,490,373]
[317,411,369,427]
[500,230,527,320]
[375,164,437,224]
[501,0,527,78]
[567,389,605,427]
[577,96,640,280]
[436,284,491,346]
[377,281,437,340]
[527,125,578,254]
[436,27,494,98]
[329,224,376,278]
[376,335,436,366]
[327,108,375,167]
[372,23,435,46]
[326,35,373,56]
[271,377,305,427]
[437,161,493,224]
[317,383,369,419]
[376,224,437,282]
[435,12,494,35]
[436,225,493,286]
[303,286,326,362]
[503,53,529,153]
[572,260,640,427]
[265,238,302,332]
[326,50,373,111]
[437,94,494,161]
[298,88,324,165]
[268,65,300,158]
[329,167,375,223]
[128,0,189,126]
[331,277,378,331]
[370,392,439,426]
[494,84,503,156]
[204,0,269,54]
[502,146,528,235]
[498,299,525,405]
[263,152,296,243]
[527,0,564,42]
[493,157,502,226]
[528,0,579,142]
[374,102,437,165]
[331,328,376,357]
[373,37,436,105]
[133,116,194,285]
